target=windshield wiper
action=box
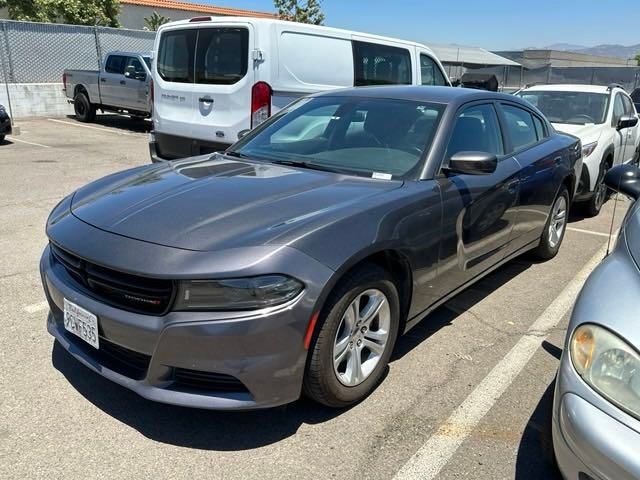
[269,159,351,175]
[224,151,250,159]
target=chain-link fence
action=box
[0,20,156,84]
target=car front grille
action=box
[172,367,249,393]
[50,244,175,315]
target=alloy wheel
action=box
[332,289,391,387]
[548,195,567,249]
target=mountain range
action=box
[542,43,640,59]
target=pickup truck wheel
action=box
[74,93,96,123]
[303,264,400,408]
[532,186,569,261]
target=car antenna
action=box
[606,175,623,257]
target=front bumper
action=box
[553,353,640,479]
[150,131,230,163]
[40,239,331,410]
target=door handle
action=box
[100,78,106,83]
[199,97,214,104]
[120,80,126,85]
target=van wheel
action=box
[532,186,569,260]
[74,92,96,123]
[303,264,400,408]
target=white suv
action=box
[518,84,640,216]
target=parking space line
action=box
[47,118,141,136]
[7,136,52,148]
[567,226,614,238]
[23,301,49,314]
[392,242,608,480]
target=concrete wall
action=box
[118,5,220,30]
[0,83,72,119]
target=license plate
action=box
[63,299,99,349]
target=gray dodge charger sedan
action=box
[41,87,581,409]
[554,164,640,479]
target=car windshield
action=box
[517,90,608,125]
[229,96,445,179]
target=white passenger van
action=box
[149,17,450,161]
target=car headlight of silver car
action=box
[174,275,304,311]
[570,324,640,419]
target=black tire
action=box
[73,92,96,123]
[582,161,610,217]
[0,134,5,143]
[532,186,570,261]
[303,263,400,408]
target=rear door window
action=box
[195,28,249,85]
[353,41,412,86]
[420,54,447,86]
[157,29,197,83]
[446,104,504,159]
[105,55,126,75]
[501,104,538,151]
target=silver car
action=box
[554,164,640,479]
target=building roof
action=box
[120,0,276,18]
[495,49,633,68]
[425,43,520,67]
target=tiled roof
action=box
[121,0,276,18]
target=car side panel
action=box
[510,135,579,250]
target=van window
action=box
[158,29,196,83]
[105,55,126,75]
[420,54,447,86]
[353,41,412,86]
[195,28,249,85]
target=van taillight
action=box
[251,82,272,128]
[150,78,154,106]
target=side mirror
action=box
[604,164,640,200]
[445,151,498,175]
[124,65,136,78]
[617,114,638,130]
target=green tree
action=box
[274,0,325,25]
[635,54,640,66]
[144,10,170,31]
[0,0,121,27]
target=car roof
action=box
[107,51,152,58]
[521,84,612,94]
[310,85,523,106]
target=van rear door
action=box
[190,23,254,145]
[155,26,198,141]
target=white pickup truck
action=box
[63,51,153,122]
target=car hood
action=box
[70,155,402,252]
[552,123,603,144]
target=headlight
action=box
[174,275,304,311]
[570,324,640,419]
[581,141,598,158]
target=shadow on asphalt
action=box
[514,377,562,479]
[0,138,13,146]
[52,341,346,450]
[65,114,152,134]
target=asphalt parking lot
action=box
[0,115,630,480]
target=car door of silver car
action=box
[433,102,520,300]
[123,56,149,112]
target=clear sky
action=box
[205,0,640,51]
